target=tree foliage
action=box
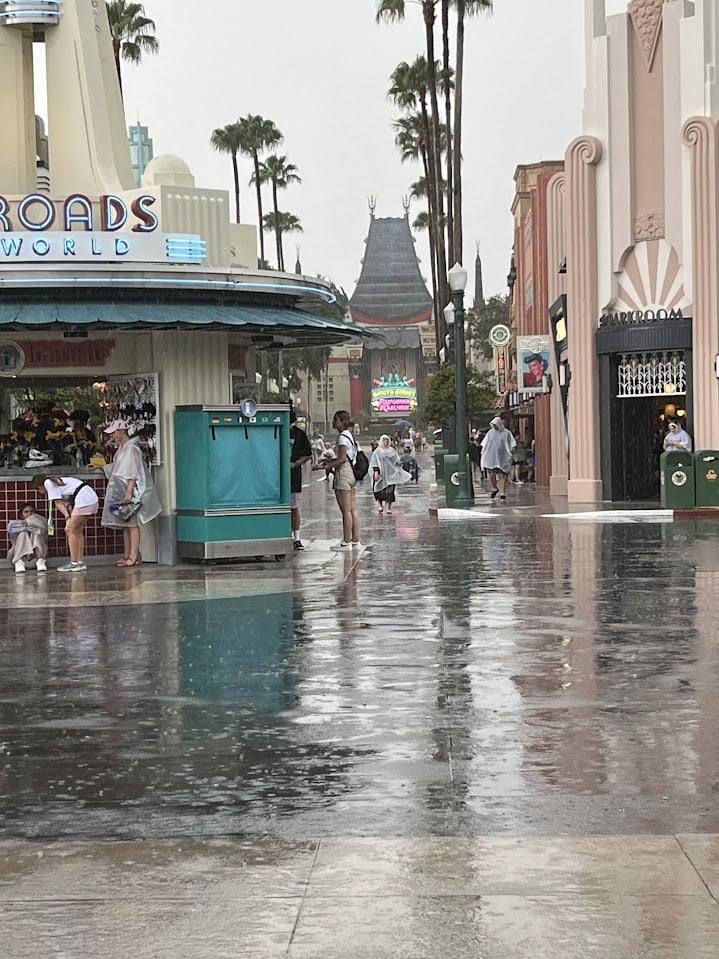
[105,1,158,97]
[467,293,509,361]
[423,362,496,425]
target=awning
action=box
[0,301,364,346]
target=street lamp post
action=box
[448,262,474,507]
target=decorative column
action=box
[45,0,134,195]
[682,117,719,450]
[547,172,568,496]
[565,136,603,503]
[0,26,35,193]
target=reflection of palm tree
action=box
[254,156,301,269]
[261,212,303,273]
[237,115,283,266]
[210,123,243,223]
[105,1,159,99]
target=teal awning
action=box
[0,301,362,345]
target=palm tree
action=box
[262,211,303,273]
[254,156,302,270]
[237,115,283,266]
[105,1,158,98]
[378,0,448,322]
[389,58,449,349]
[452,0,492,262]
[210,123,243,223]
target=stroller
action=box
[400,452,419,483]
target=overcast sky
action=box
[117,1,627,303]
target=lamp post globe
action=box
[447,263,474,508]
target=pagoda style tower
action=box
[349,204,434,420]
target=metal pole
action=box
[452,286,474,507]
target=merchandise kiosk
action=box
[175,405,292,560]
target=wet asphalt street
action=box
[2,450,719,956]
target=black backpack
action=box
[353,449,370,481]
[343,431,370,481]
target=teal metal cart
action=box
[175,405,292,560]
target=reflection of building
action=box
[544,1,715,502]
[348,203,434,421]
[129,122,154,187]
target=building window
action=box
[316,375,335,403]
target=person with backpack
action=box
[312,409,361,550]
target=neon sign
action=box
[0,194,159,233]
[371,374,417,414]
[0,232,206,265]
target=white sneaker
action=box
[350,541,362,547]
[58,561,87,572]
[36,558,47,572]
[14,560,26,573]
[330,541,350,550]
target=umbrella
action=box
[393,419,413,427]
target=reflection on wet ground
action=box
[2,464,719,842]
[4,461,719,955]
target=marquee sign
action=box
[0,193,207,265]
[371,373,417,414]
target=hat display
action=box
[103,419,128,435]
[23,449,53,468]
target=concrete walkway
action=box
[1,453,719,956]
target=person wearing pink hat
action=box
[92,420,161,567]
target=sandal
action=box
[115,557,130,566]
[117,557,141,567]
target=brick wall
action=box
[1,476,124,558]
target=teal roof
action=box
[0,301,360,346]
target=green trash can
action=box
[695,450,719,507]
[444,453,474,507]
[434,447,447,481]
[660,450,695,508]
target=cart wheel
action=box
[274,554,285,563]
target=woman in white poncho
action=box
[480,416,516,501]
[369,435,411,515]
[94,419,162,567]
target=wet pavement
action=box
[2,451,719,956]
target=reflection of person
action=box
[522,353,548,387]
[511,435,528,483]
[312,409,360,549]
[7,503,48,573]
[663,420,692,452]
[32,475,98,572]
[289,409,313,551]
[95,420,162,567]
[370,435,411,516]
[480,416,516,501]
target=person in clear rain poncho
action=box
[94,420,162,567]
[369,434,411,516]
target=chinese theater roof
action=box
[349,216,433,328]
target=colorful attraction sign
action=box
[371,373,417,415]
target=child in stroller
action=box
[399,450,420,483]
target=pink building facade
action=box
[549,0,719,502]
